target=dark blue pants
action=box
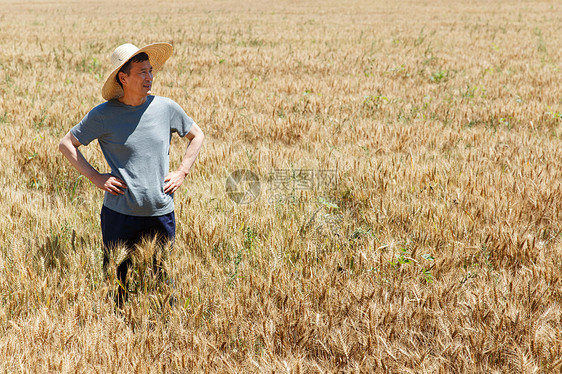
[100,205,175,287]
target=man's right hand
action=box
[92,173,128,196]
[59,131,128,196]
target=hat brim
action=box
[101,42,173,101]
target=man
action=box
[59,43,204,298]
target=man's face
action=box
[119,59,153,98]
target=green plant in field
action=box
[386,63,409,77]
[389,247,412,267]
[70,175,84,201]
[318,196,339,210]
[414,27,426,47]
[77,56,103,80]
[228,227,257,286]
[462,85,476,99]
[28,178,43,190]
[228,248,243,286]
[389,248,435,283]
[363,95,389,113]
[421,253,434,283]
[499,117,512,129]
[33,107,48,131]
[4,73,13,88]
[350,226,375,242]
[243,227,257,253]
[534,27,547,54]
[430,69,448,83]
[26,151,38,161]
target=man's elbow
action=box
[58,138,68,154]
[195,124,205,141]
[58,138,66,153]
[59,132,79,155]
[59,135,71,154]
[188,126,204,145]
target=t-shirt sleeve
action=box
[168,99,194,137]
[70,108,105,146]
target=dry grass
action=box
[0,0,561,372]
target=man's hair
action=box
[116,52,149,88]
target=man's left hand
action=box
[164,170,187,194]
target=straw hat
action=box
[101,42,173,101]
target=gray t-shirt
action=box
[71,95,194,216]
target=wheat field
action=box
[0,0,561,372]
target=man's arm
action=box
[164,122,205,194]
[58,131,127,196]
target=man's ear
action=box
[118,71,127,85]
